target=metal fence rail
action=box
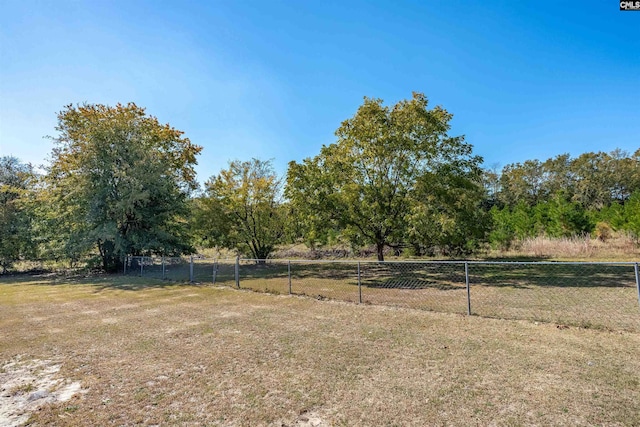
[124,256,640,332]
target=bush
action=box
[594,222,613,242]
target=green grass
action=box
[1,275,639,425]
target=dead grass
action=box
[1,275,640,426]
[221,261,640,333]
[271,235,640,262]
[497,234,640,261]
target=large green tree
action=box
[286,92,484,261]
[44,103,201,272]
[0,157,37,273]
[195,159,285,260]
[408,161,488,256]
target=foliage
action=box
[621,191,640,240]
[496,149,640,210]
[488,195,593,248]
[543,194,592,237]
[0,157,37,272]
[287,92,485,260]
[195,159,285,260]
[4,97,639,265]
[408,162,489,255]
[594,222,613,242]
[487,149,639,250]
[499,160,546,207]
[43,103,201,272]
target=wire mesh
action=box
[360,261,468,313]
[467,262,639,331]
[162,257,191,281]
[237,259,290,294]
[290,261,360,303]
[190,256,214,283]
[140,256,162,278]
[124,256,190,280]
[121,256,640,332]
[211,259,237,287]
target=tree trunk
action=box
[376,242,385,262]
[98,239,122,273]
[254,245,273,263]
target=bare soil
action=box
[0,356,83,426]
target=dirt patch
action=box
[290,410,329,426]
[0,356,84,426]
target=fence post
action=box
[465,262,471,315]
[140,257,143,276]
[162,256,166,280]
[635,262,640,310]
[123,256,127,275]
[189,256,194,283]
[235,256,240,288]
[288,260,292,295]
[213,260,218,284]
[358,261,362,304]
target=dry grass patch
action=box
[228,261,639,332]
[1,275,639,426]
[499,234,640,261]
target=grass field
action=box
[175,260,640,332]
[1,275,640,426]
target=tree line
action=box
[1,94,638,272]
[485,149,640,249]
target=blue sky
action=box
[1,0,638,183]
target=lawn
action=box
[190,260,640,332]
[1,275,639,426]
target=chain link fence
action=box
[124,256,640,332]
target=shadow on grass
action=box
[8,258,631,293]
[0,273,200,291]
[469,264,635,288]
[235,260,636,290]
[479,255,551,262]
[362,279,462,291]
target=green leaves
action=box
[0,157,37,272]
[497,150,640,210]
[195,159,285,260]
[286,93,485,260]
[487,149,640,248]
[43,103,201,271]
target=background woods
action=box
[1,96,638,271]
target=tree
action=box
[0,157,37,273]
[623,190,640,241]
[408,161,489,256]
[481,163,502,209]
[44,103,201,272]
[541,154,574,199]
[544,194,591,237]
[487,201,535,250]
[488,206,516,251]
[607,148,640,203]
[569,151,612,210]
[195,159,285,260]
[286,92,484,261]
[498,160,546,207]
